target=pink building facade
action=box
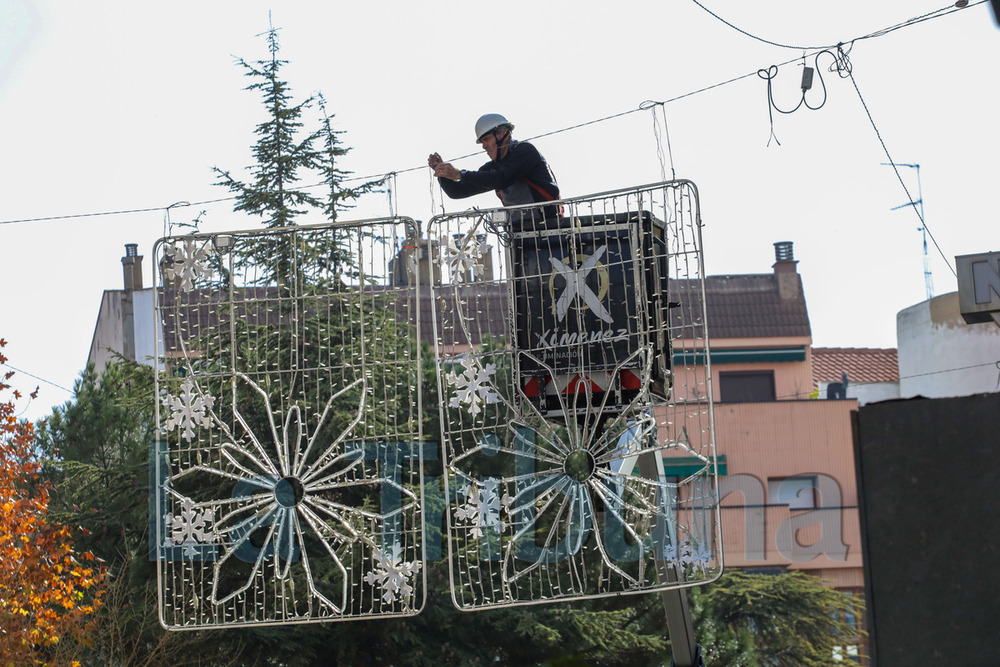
[672,242,864,594]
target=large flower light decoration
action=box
[163,372,422,621]
[443,347,714,608]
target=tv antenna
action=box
[882,162,934,301]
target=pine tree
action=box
[212,19,380,286]
[692,569,866,666]
[316,93,381,284]
[213,23,320,232]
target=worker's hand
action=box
[427,152,443,169]
[433,163,462,181]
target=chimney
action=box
[772,241,800,301]
[416,238,442,285]
[387,238,441,286]
[122,243,143,291]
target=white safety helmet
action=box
[475,113,514,143]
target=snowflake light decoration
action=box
[364,545,422,607]
[162,378,215,441]
[440,232,488,282]
[446,358,500,416]
[162,238,213,292]
[663,538,714,573]
[165,498,216,559]
[454,479,513,539]
[155,217,426,628]
[428,180,721,611]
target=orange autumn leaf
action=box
[0,338,106,663]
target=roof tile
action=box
[812,347,899,384]
[672,274,811,339]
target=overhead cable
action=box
[4,364,74,394]
[0,2,982,228]
[844,67,957,277]
[688,0,985,51]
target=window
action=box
[768,476,817,509]
[719,370,776,403]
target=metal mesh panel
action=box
[429,181,720,609]
[153,218,426,629]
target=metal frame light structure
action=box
[150,181,721,640]
[429,180,721,611]
[153,217,427,629]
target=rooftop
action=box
[699,273,811,339]
[812,347,900,385]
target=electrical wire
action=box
[0,1,983,232]
[0,196,236,226]
[3,364,74,394]
[853,0,987,42]
[902,358,1000,380]
[769,357,1000,401]
[688,0,986,51]
[641,100,678,182]
[756,46,853,145]
[688,0,834,51]
[844,66,957,277]
[385,172,398,218]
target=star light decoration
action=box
[162,238,214,292]
[496,416,667,593]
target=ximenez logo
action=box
[536,328,629,348]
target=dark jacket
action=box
[438,140,559,208]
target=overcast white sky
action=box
[2,0,997,422]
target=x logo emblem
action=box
[550,245,613,324]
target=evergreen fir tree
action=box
[212,22,321,230]
[212,19,380,286]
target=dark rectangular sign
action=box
[510,212,671,413]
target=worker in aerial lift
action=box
[428,113,559,226]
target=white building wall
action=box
[897,291,1000,399]
[816,380,900,407]
[87,288,159,371]
[848,381,900,406]
[132,288,159,367]
[87,291,126,371]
